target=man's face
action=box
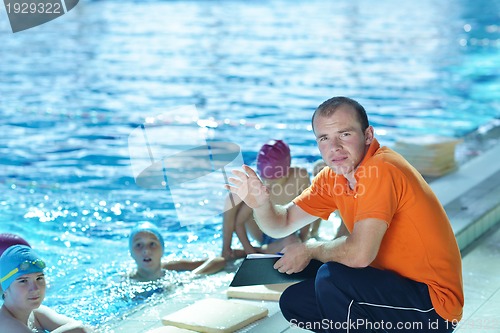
[313,106,373,176]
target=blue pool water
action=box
[1,0,499,329]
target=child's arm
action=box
[163,257,226,275]
[234,203,260,254]
[295,167,315,241]
[222,196,246,259]
[163,259,207,271]
[34,305,94,333]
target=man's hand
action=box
[225,165,270,209]
[273,242,312,275]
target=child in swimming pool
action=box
[128,222,225,282]
[221,140,319,260]
[0,245,94,333]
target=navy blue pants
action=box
[280,262,455,332]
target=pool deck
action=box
[108,140,500,333]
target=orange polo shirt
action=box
[294,138,463,322]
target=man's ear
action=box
[364,126,375,145]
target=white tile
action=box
[459,226,500,333]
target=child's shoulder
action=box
[0,309,21,328]
[0,318,32,333]
[288,166,310,179]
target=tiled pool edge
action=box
[431,143,500,252]
[455,201,500,252]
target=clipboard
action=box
[229,254,323,287]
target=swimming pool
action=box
[1,0,499,330]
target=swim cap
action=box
[0,233,31,257]
[129,222,165,254]
[256,140,291,179]
[0,245,45,292]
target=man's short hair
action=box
[312,96,369,132]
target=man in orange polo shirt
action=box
[226,96,463,332]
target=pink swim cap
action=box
[256,140,291,179]
[0,233,31,257]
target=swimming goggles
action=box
[0,259,46,283]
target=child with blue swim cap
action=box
[128,222,225,282]
[0,233,32,294]
[0,245,43,294]
[0,245,94,332]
